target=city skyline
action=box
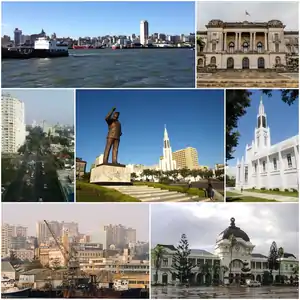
[151,203,299,255]
[2,89,74,125]
[227,90,299,167]
[2,1,195,38]
[76,89,224,169]
[2,203,149,245]
[197,1,299,30]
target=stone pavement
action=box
[227,189,298,202]
[105,185,210,202]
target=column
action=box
[264,33,267,51]
[239,32,242,50]
[224,32,227,51]
[250,32,253,51]
[235,32,238,51]
[253,32,256,50]
[279,150,286,189]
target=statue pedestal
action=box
[90,163,131,185]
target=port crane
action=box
[43,220,83,297]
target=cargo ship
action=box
[2,37,68,59]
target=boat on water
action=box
[1,277,15,289]
[2,37,69,59]
[1,287,32,298]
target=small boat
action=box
[1,287,32,298]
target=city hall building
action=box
[152,218,298,285]
[235,98,299,191]
[197,19,299,69]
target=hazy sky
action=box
[2,203,149,244]
[2,89,74,125]
[151,203,299,256]
[197,1,299,30]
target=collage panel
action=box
[2,203,150,298]
[1,89,75,202]
[150,203,299,299]
[196,1,299,88]
[75,89,225,202]
[225,89,299,203]
[1,1,195,88]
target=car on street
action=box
[247,280,261,287]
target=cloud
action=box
[197,1,299,30]
[151,203,299,256]
[1,23,10,27]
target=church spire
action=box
[164,124,169,140]
[258,95,265,116]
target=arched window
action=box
[210,56,216,65]
[229,42,235,53]
[257,42,263,53]
[275,56,281,65]
[198,58,204,67]
[243,42,249,53]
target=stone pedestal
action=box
[90,163,131,185]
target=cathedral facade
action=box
[235,98,299,190]
[197,19,299,70]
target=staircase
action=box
[107,185,206,202]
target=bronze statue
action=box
[103,107,122,164]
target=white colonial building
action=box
[235,98,299,190]
[159,126,176,172]
[152,218,298,285]
[197,19,299,69]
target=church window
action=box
[275,44,279,52]
[287,154,292,168]
[257,42,263,53]
[273,158,277,170]
[257,136,260,147]
[243,42,249,53]
[257,116,261,127]
[162,259,168,266]
[229,42,235,53]
[254,163,257,173]
[264,136,267,146]
[210,56,216,64]
[274,33,279,41]
[244,167,248,183]
[262,116,266,128]
[212,43,216,52]
[275,56,281,65]
[262,161,266,172]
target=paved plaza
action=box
[151,285,299,299]
[197,70,298,88]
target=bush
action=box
[261,187,266,190]
[159,177,173,185]
[273,188,280,191]
[269,188,273,191]
[284,189,289,192]
[292,189,298,193]
[252,187,255,190]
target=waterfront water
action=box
[2,49,195,88]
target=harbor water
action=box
[1,48,195,88]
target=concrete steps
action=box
[108,185,206,202]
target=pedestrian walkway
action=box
[227,189,298,202]
[106,185,209,202]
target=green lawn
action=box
[76,182,139,202]
[134,182,206,198]
[226,192,278,202]
[244,189,298,197]
[226,191,241,196]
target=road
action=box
[2,152,65,202]
[152,285,299,299]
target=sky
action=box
[2,1,195,38]
[2,203,149,244]
[151,203,299,256]
[76,89,224,170]
[2,89,74,125]
[197,1,299,30]
[227,90,299,168]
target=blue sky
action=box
[2,89,74,125]
[2,1,195,38]
[228,90,299,166]
[76,89,224,169]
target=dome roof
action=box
[217,218,250,242]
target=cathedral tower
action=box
[159,125,176,171]
[254,96,271,151]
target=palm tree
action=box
[228,234,237,283]
[278,247,284,283]
[212,264,221,285]
[131,172,138,181]
[197,36,205,52]
[152,245,167,285]
[200,261,212,285]
[179,168,191,181]
[221,265,229,284]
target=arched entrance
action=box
[256,274,262,282]
[227,57,234,69]
[210,56,216,65]
[196,273,204,285]
[258,57,265,69]
[250,274,255,280]
[242,57,250,69]
[162,273,168,285]
[198,58,204,67]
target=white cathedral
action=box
[235,97,299,190]
[159,126,176,171]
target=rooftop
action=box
[1,261,15,273]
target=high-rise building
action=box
[159,126,176,171]
[140,20,149,45]
[1,93,26,153]
[14,28,22,46]
[125,228,137,244]
[36,221,62,243]
[173,147,200,170]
